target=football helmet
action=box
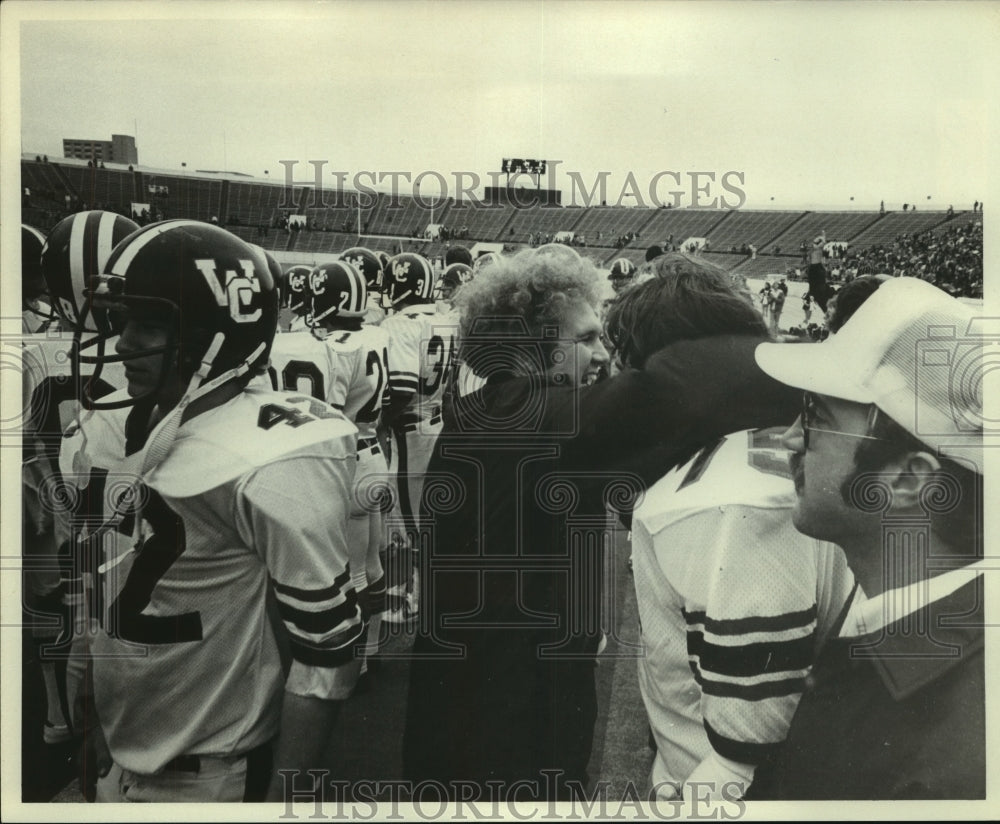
[609,258,637,280]
[472,251,502,274]
[40,211,140,330]
[74,220,278,410]
[386,252,435,306]
[376,250,392,272]
[284,264,313,315]
[309,260,368,323]
[444,246,474,267]
[339,247,383,292]
[22,224,52,316]
[608,257,637,293]
[435,262,473,301]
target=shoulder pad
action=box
[146,388,357,497]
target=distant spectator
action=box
[806,232,829,312]
[769,282,785,334]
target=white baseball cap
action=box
[755,277,987,459]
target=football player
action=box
[69,220,364,802]
[471,250,502,275]
[308,260,392,680]
[21,211,140,750]
[607,257,637,295]
[379,252,458,622]
[258,250,338,404]
[444,245,473,267]
[282,264,313,332]
[607,260,854,801]
[339,246,387,325]
[22,224,56,333]
[434,262,473,310]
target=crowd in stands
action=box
[838,219,983,297]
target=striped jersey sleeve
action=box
[661,504,828,767]
[235,452,365,700]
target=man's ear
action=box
[889,450,942,510]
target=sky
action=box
[8,0,1000,210]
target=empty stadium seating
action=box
[504,205,585,242]
[573,207,656,247]
[18,158,980,296]
[638,209,730,249]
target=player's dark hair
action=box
[828,276,886,333]
[605,252,768,369]
[445,246,473,266]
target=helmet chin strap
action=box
[137,333,266,475]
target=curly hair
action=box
[455,248,604,375]
[605,252,768,369]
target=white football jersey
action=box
[380,304,459,421]
[87,387,365,775]
[316,324,391,443]
[267,330,337,401]
[632,427,854,796]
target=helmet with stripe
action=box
[339,247,383,292]
[609,258,637,279]
[75,220,278,410]
[39,211,140,330]
[386,252,435,306]
[608,257,638,293]
[309,260,368,324]
[472,251,502,274]
[376,250,392,272]
[435,262,473,301]
[284,264,313,315]
[22,224,52,314]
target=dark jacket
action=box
[402,333,800,797]
[749,578,985,799]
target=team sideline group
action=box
[19,212,985,803]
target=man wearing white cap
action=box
[751,276,986,799]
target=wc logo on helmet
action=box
[393,260,411,281]
[310,269,328,296]
[194,259,262,323]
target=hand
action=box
[78,723,112,802]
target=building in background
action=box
[62,134,137,165]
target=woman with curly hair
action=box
[403,248,798,800]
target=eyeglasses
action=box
[801,391,883,449]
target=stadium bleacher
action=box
[573,207,654,248]
[59,163,135,210]
[504,205,585,243]
[143,173,223,223]
[829,210,951,248]
[706,210,804,253]
[226,179,293,227]
[444,200,514,241]
[638,209,730,249]
[367,193,451,237]
[19,157,982,297]
[767,211,882,251]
